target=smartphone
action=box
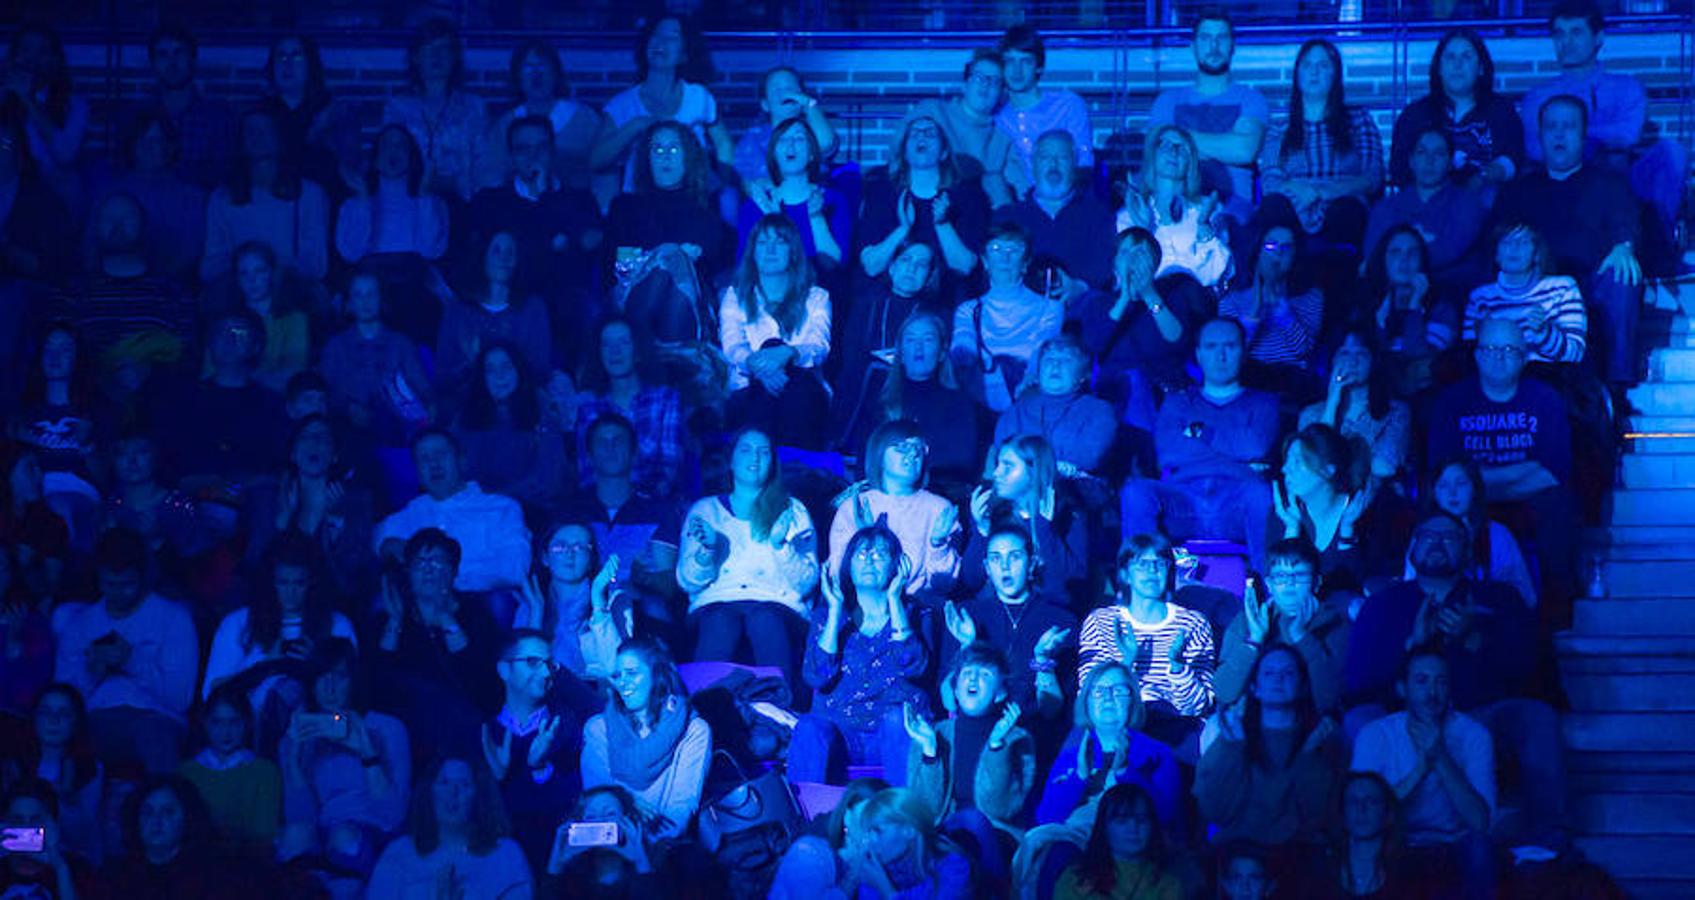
[566,821,621,847]
[299,712,348,740]
[0,825,46,853]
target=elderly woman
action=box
[992,334,1118,478]
[950,222,1063,412]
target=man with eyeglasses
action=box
[1146,7,1269,225]
[1427,317,1577,610]
[907,49,1017,208]
[1346,510,1566,852]
[484,628,582,871]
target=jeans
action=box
[1471,697,1570,843]
[690,602,798,672]
[1119,474,1272,567]
[787,706,909,785]
[1582,271,1645,385]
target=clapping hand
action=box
[481,723,513,781]
[943,601,977,647]
[528,715,562,768]
[969,484,995,536]
[1034,625,1071,660]
[989,701,1023,747]
[931,191,951,224]
[1167,628,1191,674]
[903,702,938,759]
[930,502,959,546]
[1273,480,1302,537]
[1242,578,1271,644]
[591,556,620,613]
[1115,615,1139,665]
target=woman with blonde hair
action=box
[837,787,972,898]
[1118,124,1232,288]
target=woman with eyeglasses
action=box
[791,524,930,785]
[1218,220,1326,381]
[1215,538,1351,717]
[950,222,1064,413]
[1076,535,1217,743]
[606,121,733,294]
[908,49,1017,208]
[581,637,711,841]
[828,420,962,599]
[516,523,632,685]
[1119,124,1233,289]
[859,115,987,284]
[480,41,604,194]
[1462,223,1586,365]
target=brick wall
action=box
[62,29,1693,169]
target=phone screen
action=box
[566,821,620,847]
[0,825,46,853]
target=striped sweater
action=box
[1077,602,1217,717]
[1218,286,1325,368]
[1462,275,1586,363]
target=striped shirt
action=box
[1077,602,1216,717]
[1463,275,1587,364]
[1218,287,1325,368]
[1260,106,1385,196]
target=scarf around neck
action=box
[606,695,690,790]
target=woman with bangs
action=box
[738,118,850,273]
[828,419,963,598]
[961,434,1089,603]
[859,114,988,286]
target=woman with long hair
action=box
[1389,28,1523,191]
[201,533,357,701]
[2,26,88,207]
[1358,225,1458,396]
[1218,219,1325,377]
[481,40,603,193]
[106,775,226,893]
[201,106,331,283]
[1119,124,1232,289]
[12,321,97,484]
[837,788,971,899]
[580,637,712,841]
[450,342,569,510]
[1414,456,1538,609]
[860,114,987,282]
[0,442,68,600]
[514,522,631,684]
[1299,331,1413,483]
[720,213,834,449]
[1302,770,1406,898]
[677,428,819,671]
[1258,39,1382,249]
[828,420,962,597]
[224,240,310,393]
[365,755,530,898]
[572,316,685,497]
[257,33,362,199]
[1054,783,1181,899]
[1273,424,1376,586]
[436,229,552,386]
[863,311,981,486]
[1,684,104,864]
[88,109,206,281]
[791,524,930,784]
[962,434,1088,602]
[380,20,487,202]
[334,123,449,265]
[606,120,733,295]
[179,685,281,857]
[738,118,850,273]
[832,238,944,444]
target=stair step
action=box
[1604,524,1695,546]
[1623,434,1695,454]
[1613,879,1695,900]
[1564,712,1695,752]
[1571,754,1695,793]
[1611,489,1695,525]
[1559,635,1695,710]
[1573,835,1695,882]
[1622,453,1695,488]
[1627,383,1695,416]
[1628,415,1695,434]
[1571,599,1695,634]
[1576,793,1695,834]
[1596,558,1695,596]
[1648,347,1695,381]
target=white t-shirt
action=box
[1353,710,1496,845]
[603,81,720,189]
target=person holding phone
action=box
[1,779,87,898]
[543,785,656,892]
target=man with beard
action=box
[61,192,197,361]
[133,25,238,191]
[993,129,1115,298]
[1146,7,1269,225]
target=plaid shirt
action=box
[143,90,239,192]
[575,388,685,497]
[1260,105,1384,196]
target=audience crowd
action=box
[0,3,1685,897]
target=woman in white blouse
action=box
[719,213,833,450]
[1117,125,1232,289]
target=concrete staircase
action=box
[1559,279,1695,899]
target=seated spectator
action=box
[828,420,963,597]
[999,129,1115,296]
[1389,29,1524,193]
[859,115,988,286]
[0,443,69,601]
[0,103,74,282]
[835,789,975,898]
[1146,10,1270,226]
[1054,783,1183,900]
[905,643,1038,838]
[1118,125,1233,289]
[677,428,819,671]
[1273,425,1376,586]
[201,106,331,283]
[381,20,486,202]
[221,240,311,394]
[1259,39,1383,252]
[737,119,850,274]
[62,193,198,365]
[179,685,281,858]
[768,777,889,899]
[89,110,209,282]
[258,414,377,592]
[462,115,603,355]
[1215,539,1350,716]
[12,323,98,490]
[592,16,734,204]
[365,756,532,898]
[792,524,930,784]
[1077,536,1218,744]
[558,413,682,605]
[1196,643,1341,848]
[52,528,196,775]
[1219,222,1325,379]
[1299,332,1414,483]
[202,534,357,705]
[319,266,435,446]
[543,786,662,893]
[943,526,1076,733]
[605,121,733,300]
[516,523,631,685]
[374,429,531,594]
[132,25,238,194]
[334,124,449,265]
[1427,318,1577,607]
[1351,647,1495,898]
[1492,93,1643,383]
[100,432,224,564]
[995,25,1092,199]
[1119,317,1278,566]
[719,213,834,449]
[480,41,604,194]
[0,778,100,897]
[1033,661,1182,832]
[256,34,362,199]
[907,49,1016,207]
[451,342,570,511]
[732,65,840,193]
[1520,3,1686,260]
[862,311,984,488]
[1299,770,1408,898]
[581,637,712,841]
[994,334,1118,478]
[830,239,945,449]
[4,685,105,865]
[1417,456,1539,609]
[963,435,1090,603]
[952,222,1064,412]
[105,775,231,895]
[1462,224,1587,366]
[436,230,553,391]
[572,316,685,498]
[1069,228,1197,412]
[0,545,54,715]
[2,27,87,209]
[371,529,502,762]
[278,638,410,869]
[1365,128,1489,291]
[483,628,581,869]
[1358,226,1459,396]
